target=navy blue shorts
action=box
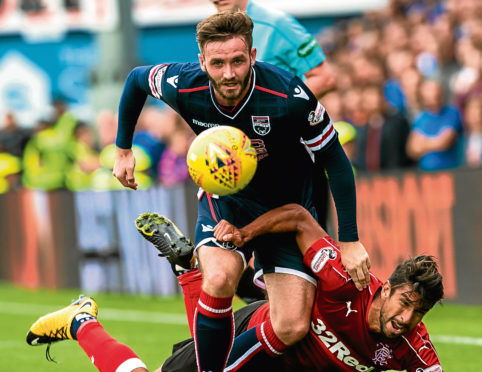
[195,190,317,287]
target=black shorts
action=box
[162,301,267,372]
[195,191,318,288]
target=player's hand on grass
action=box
[113,147,138,190]
[214,220,247,247]
[339,241,370,291]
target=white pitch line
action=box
[2,301,482,347]
[0,301,187,325]
[431,335,482,347]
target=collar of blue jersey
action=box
[209,66,256,120]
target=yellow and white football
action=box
[187,126,258,196]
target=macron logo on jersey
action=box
[167,75,178,88]
[294,85,309,100]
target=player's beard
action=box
[379,311,409,339]
[207,65,252,105]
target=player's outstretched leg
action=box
[136,211,202,337]
[27,295,147,372]
[135,212,196,271]
[27,295,98,349]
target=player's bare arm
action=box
[215,203,370,289]
[113,147,138,190]
[303,61,336,99]
[214,203,325,252]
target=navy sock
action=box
[71,313,97,340]
[225,321,287,372]
[194,291,234,372]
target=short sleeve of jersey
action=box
[401,323,442,372]
[248,2,325,77]
[146,63,183,112]
[288,76,337,153]
[303,237,356,298]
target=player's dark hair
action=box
[388,255,444,310]
[196,10,253,54]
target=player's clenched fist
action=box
[113,147,138,190]
[214,220,247,247]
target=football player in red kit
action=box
[160,203,443,371]
[27,203,443,372]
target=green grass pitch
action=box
[0,282,480,371]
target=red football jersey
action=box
[248,237,442,372]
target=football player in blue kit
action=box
[113,11,369,372]
[209,1,336,300]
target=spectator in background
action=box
[464,95,482,167]
[66,122,101,191]
[0,112,32,158]
[384,48,414,113]
[159,129,193,188]
[341,87,365,127]
[133,106,170,178]
[96,109,117,149]
[451,37,481,108]
[353,84,412,171]
[95,109,155,191]
[22,99,78,190]
[400,67,423,121]
[407,79,463,171]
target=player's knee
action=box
[202,270,236,297]
[272,317,310,345]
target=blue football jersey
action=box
[146,61,336,207]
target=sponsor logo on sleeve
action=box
[252,116,271,136]
[297,36,319,58]
[154,65,168,97]
[311,247,337,273]
[294,85,309,100]
[308,101,326,126]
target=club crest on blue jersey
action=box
[251,116,271,136]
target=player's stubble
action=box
[205,60,252,105]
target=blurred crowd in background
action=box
[0,0,481,194]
